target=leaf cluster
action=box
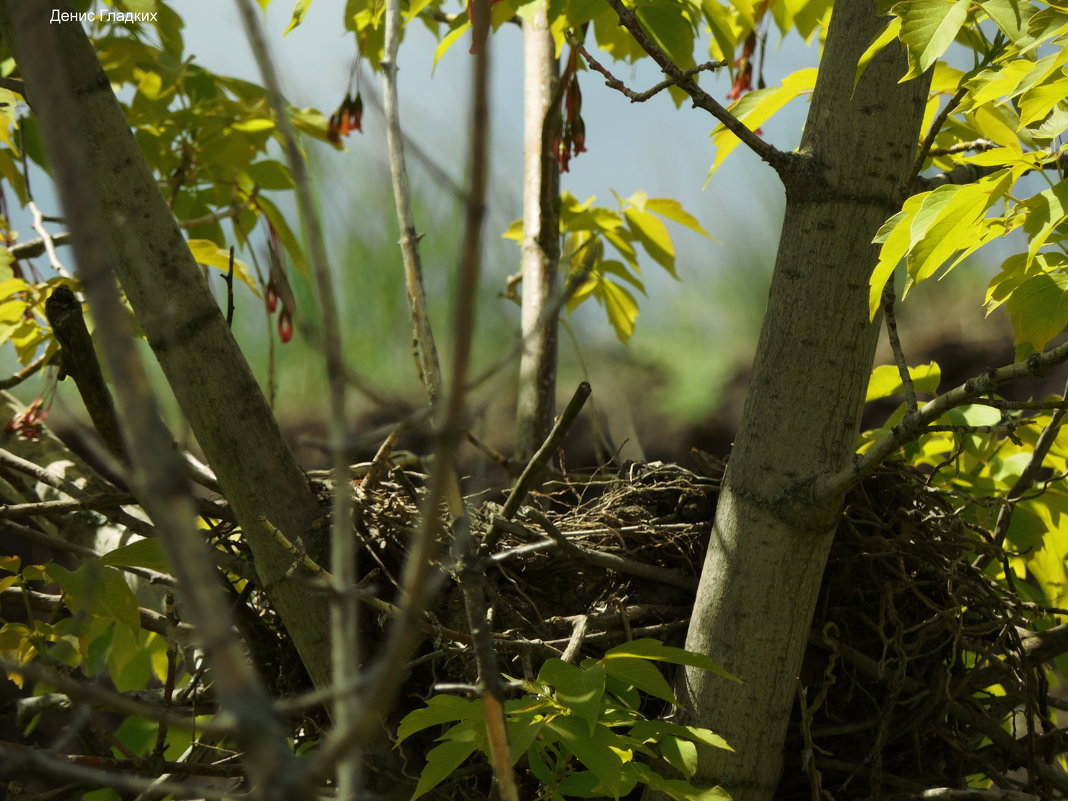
[396,638,737,801]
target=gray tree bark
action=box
[678,4,931,800]
[515,8,561,461]
[0,3,334,692]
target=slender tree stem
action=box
[232,2,360,795]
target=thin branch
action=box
[570,34,725,104]
[971,397,1068,411]
[28,199,71,278]
[601,0,789,171]
[928,138,997,157]
[309,0,494,781]
[814,340,1068,502]
[232,4,360,794]
[0,657,233,735]
[502,381,591,519]
[988,391,1067,551]
[899,790,1037,801]
[383,0,445,408]
[882,279,918,415]
[911,83,968,182]
[523,507,699,591]
[9,4,300,793]
[10,231,73,260]
[0,445,89,500]
[1,585,196,645]
[0,491,135,518]
[0,352,47,390]
[914,151,1068,192]
[0,742,246,801]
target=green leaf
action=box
[865,362,941,403]
[600,279,640,344]
[635,0,696,69]
[855,16,902,90]
[896,0,971,80]
[505,712,546,763]
[604,638,741,683]
[410,722,482,801]
[246,160,295,190]
[434,21,472,69]
[1006,272,1068,351]
[624,207,676,276]
[603,656,678,703]
[546,716,627,798]
[631,762,732,801]
[645,197,713,238]
[660,735,698,777]
[537,659,606,735]
[978,0,1036,47]
[284,0,313,34]
[1017,179,1068,265]
[101,567,141,634]
[100,538,170,574]
[905,180,1001,285]
[396,695,482,745]
[1019,77,1068,129]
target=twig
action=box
[502,381,591,519]
[601,0,789,172]
[11,4,300,791]
[0,741,246,801]
[10,232,73,260]
[0,446,89,500]
[570,34,725,103]
[224,245,235,327]
[928,138,997,157]
[911,83,968,181]
[984,391,1068,560]
[0,353,48,388]
[28,199,71,277]
[310,0,496,782]
[0,657,231,734]
[0,492,135,518]
[881,279,918,415]
[970,398,1068,411]
[260,514,332,581]
[1,585,196,647]
[382,0,445,408]
[523,507,699,591]
[560,615,588,663]
[899,790,1037,801]
[815,340,1068,502]
[233,3,360,792]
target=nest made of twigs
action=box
[334,458,1060,801]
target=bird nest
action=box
[326,457,1062,800]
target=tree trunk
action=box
[515,7,561,461]
[678,4,931,800]
[0,3,334,691]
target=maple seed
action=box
[327,91,364,144]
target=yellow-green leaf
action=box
[187,240,259,294]
[855,16,902,90]
[865,362,941,403]
[600,279,640,344]
[1006,271,1068,351]
[100,538,170,574]
[709,68,817,176]
[896,0,971,80]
